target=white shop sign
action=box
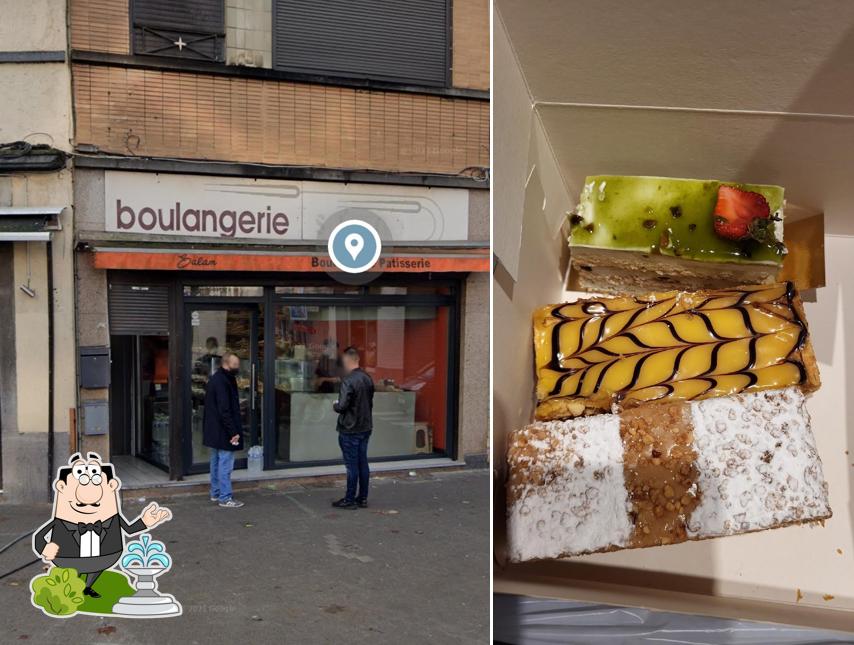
[104,171,469,242]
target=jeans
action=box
[338,431,371,503]
[210,448,235,501]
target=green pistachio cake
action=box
[569,176,786,293]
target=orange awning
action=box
[89,247,489,273]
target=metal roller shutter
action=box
[131,0,225,62]
[273,0,449,86]
[108,281,171,336]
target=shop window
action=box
[274,286,362,295]
[366,285,453,295]
[184,285,263,297]
[272,0,450,86]
[272,302,450,463]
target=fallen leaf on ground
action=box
[823,594,835,601]
[796,588,803,602]
[96,626,116,635]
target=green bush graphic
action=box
[31,568,85,616]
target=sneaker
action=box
[356,499,368,508]
[210,496,219,502]
[331,498,358,509]
[218,498,244,508]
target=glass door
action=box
[108,334,171,471]
[185,305,263,474]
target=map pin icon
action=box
[345,232,364,261]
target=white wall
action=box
[0,0,72,151]
[0,0,67,51]
[492,15,574,554]
[492,16,532,281]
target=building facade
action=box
[66,0,490,483]
[0,0,77,503]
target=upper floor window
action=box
[132,0,225,62]
[272,0,450,86]
[130,0,451,87]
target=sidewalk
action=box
[0,469,488,644]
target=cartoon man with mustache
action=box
[31,452,172,599]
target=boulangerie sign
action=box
[104,171,469,242]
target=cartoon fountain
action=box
[111,534,182,617]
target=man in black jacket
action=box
[332,346,375,509]
[203,351,245,508]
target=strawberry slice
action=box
[713,185,772,242]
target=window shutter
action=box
[273,0,449,86]
[131,0,225,62]
[108,281,170,336]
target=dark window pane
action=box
[274,286,361,295]
[184,286,263,297]
[139,336,170,468]
[132,0,225,62]
[366,285,452,295]
[273,0,448,86]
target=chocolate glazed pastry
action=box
[534,282,820,421]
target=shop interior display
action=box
[184,303,450,465]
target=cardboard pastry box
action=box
[493,0,854,631]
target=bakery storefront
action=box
[74,169,488,479]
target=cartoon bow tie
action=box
[77,520,103,536]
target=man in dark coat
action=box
[203,351,245,508]
[332,346,375,509]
